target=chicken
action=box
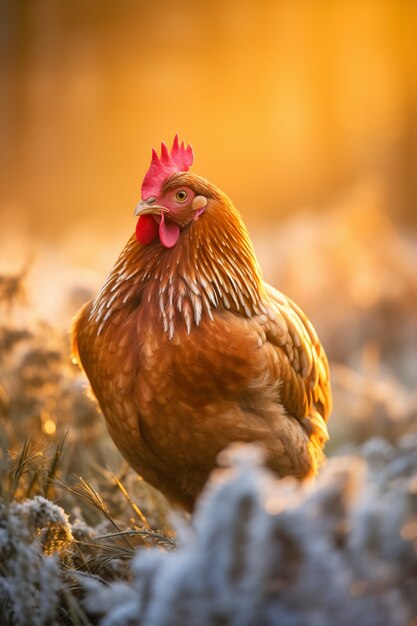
[72,136,331,511]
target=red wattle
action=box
[135,215,159,245]
[159,213,180,248]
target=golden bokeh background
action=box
[1,0,416,242]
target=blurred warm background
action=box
[1,0,417,233]
[0,2,417,623]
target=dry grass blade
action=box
[73,537,135,575]
[61,585,94,626]
[76,539,134,561]
[55,477,134,549]
[110,470,151,530]
[9,437,44,501]
[95,528,176,549]
[43,434,68,499]
[55,477,110,517]
[65,569,109,589]
[72,539,94,576]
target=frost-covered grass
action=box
[0,202,416,625]
[84,442,417,626]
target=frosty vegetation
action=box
[1,436,416,625]
[83,441,417,626]
[0,200,416,625]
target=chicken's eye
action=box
[175,190,188,202]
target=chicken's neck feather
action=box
[90,196,267,338]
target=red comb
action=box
[141,135,194,200]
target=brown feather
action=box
[72,173,332,510]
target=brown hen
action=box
[72,136,331,511]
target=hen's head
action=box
[135,135,215,248]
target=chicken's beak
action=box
[134,200,167,217]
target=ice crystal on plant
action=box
[0,497,70,625]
